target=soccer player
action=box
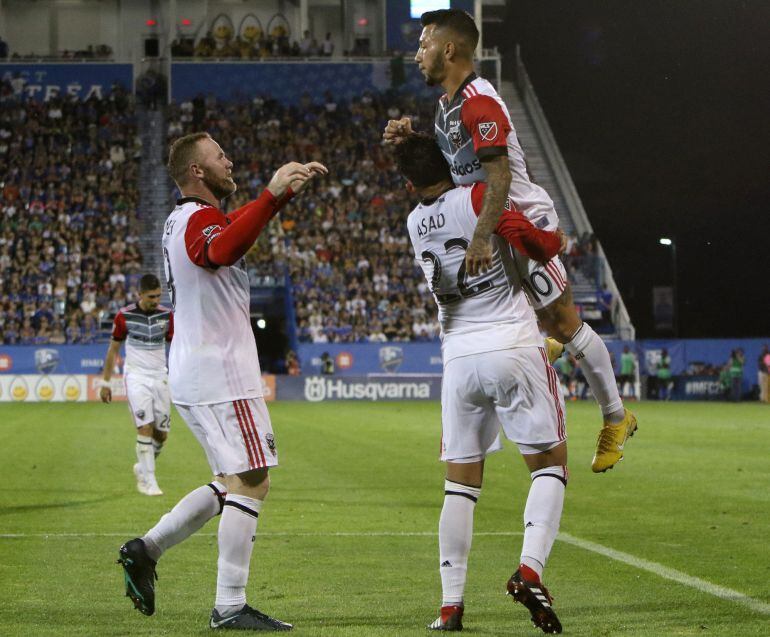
[396,132,568,633]
[383,9,637,473]
[100,273,173,496]
[117,131,326,631]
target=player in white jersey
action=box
[100,273,173,496]
[396,133,568,633]
[117,131,326,631]
[384,9,637,474]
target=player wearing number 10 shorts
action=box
[396,133,568,633]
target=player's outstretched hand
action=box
[266,162,314,199]
[290,161,328,194]
[465,236,494,276]
[382,117,413,145]
[100,386,112,404]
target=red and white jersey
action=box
[407,185,541,364]
[162,196,263,406]
[111,303,173,377]
[434,73,558,230]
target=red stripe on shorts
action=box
[539,347,565,440]
[233,401,257,469]
[241,400,267,467]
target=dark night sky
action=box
[486,0,769,338]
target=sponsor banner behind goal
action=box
[273,375,441,402]
[0,374,88,402]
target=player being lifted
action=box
[100,274,173,496]
[384,9,637,473]
[117,131,326,631]
[396,133,568,633]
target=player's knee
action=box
[137,423,153,436]
[538,300,581,343]
[227,468,270,500]
[153,429,168,443]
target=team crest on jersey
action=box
[202,224,222,236]
[447,119,463,147]
[265,433,276,455]
[478,121,498,141]
[135,410,145,420]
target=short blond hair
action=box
[167,132,211,185]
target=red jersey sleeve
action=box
[111,311,127,341]
[184,206,228,268]
[470,183,561,262]
[166,312,174,342]
[461,94,511,161]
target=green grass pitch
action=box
[1,400,769,636]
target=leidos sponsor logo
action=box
[303,377,430,402]
[10,377,29,401]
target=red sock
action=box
[519,563,541,583]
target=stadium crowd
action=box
[0,81,143,345]
[168,91,608,344]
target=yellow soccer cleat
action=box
[545,337,565,364]
[591,409,638,473]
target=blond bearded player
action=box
[117,131,326,631]
[383,9,637,473]
[100,273,173,496]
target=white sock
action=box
[439,480,480,606]
[215,494,263,611]
[136,435,155,479]
[520,466,566,577]
[564,323,624,420]
[152,440,164,458]
[142,481,226,561]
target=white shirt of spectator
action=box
[162,198,264,405]
[407,186,540,363]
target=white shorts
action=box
[176,398,278,476]
[515,254,569,311]
[125,374,171,431]
[440,347,566,462]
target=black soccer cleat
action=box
[427,605,464,631]
[506,570,562,634]
[210,605,293,631]
[117,538,158,616]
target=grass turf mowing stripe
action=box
[558,531,770,616]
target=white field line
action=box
[1,529,768,615]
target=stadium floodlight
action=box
[256,319,267,329]
[659,237,673,246]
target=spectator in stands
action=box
[299,30,314,56]
[758,345,769,403]
[728,349,744,402]
[286,350,301,376]
[321,33,334,57]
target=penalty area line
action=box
[558,531,770,616]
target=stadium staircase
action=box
[136,105,173,302]
[498,49,635,339]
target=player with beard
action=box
[117,132,326,631]
[383,9,637,474]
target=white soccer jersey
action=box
[434,73,558,229]
[162,196,263,405]
[111,304,172,377]
[407,186,541,363]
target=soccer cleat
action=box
[210,605,293,631]
[591,408,638,473]
[133,463,147,493]
[117,538,157,616]
[427,605,464,631]
[545,338,565,365]
[143,477,164,497]
[506,570,562,634]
